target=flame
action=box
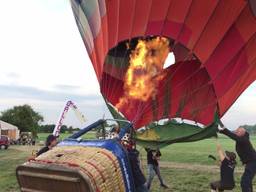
[116,37,170,109]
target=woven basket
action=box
[34,146,126,192]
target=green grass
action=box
[1,135,256,191]
[148,136,237,165]
[37,131,97,142]
[149,167,244,192]
[37,132,71,141]
[0,148,30,192]
[138,135,256,166]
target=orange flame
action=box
[116,37,170,109]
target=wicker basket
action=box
[17,146,126,192]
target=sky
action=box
[0,0,255,130]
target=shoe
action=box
[160,184,169,188]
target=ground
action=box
[0,133,255,192]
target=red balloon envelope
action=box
[71,0,256,129]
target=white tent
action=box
[0,120,20,140]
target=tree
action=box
[0,104,44,136]
[242,124,256,135]
[38,124,78,134]
[38,124,55,133]
[60,125,68,133]
[68,126,74,134]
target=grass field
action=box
[37,131,96,141]
[0,133,255,192]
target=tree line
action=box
[241,124,256,135]
[1,104,256,136]
[38,124,79,133]
[0,104,78,136]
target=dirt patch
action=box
[159,161,244,173]
[9,145,245,174]
[10,145,40,152]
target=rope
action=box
[138,146,146,175]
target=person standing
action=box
[120,131,148,192]
[219,126,256,192]
[128,148,148,192]
[145,148,168,190]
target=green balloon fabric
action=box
[107,101,218,149]
[135,120,218,149]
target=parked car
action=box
[0,135,10,149]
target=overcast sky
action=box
[0,0,255,130]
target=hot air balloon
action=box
[70,0,256,147]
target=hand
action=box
[218,125,226,131]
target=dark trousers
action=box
[241,161,256,192]
[210,180,234,191]
[135,184,148,192]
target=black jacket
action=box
[220,128,256,164]
[36,146,49,157]
[146,148,161,166]
[128,149,146,187]
[220,158,235,187]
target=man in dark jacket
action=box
[120,130,148,192]
[128,149,148,192]
[219,126,256,192]
[37,134,57,156]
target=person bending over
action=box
[210,142,236,192]
[37,134,57,156]
[219,126,256,192]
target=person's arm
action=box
[216,142,225,162]
[219,128,245,142]
[156,149,161,157]
[138,151,144,170]
[36,147,48,157]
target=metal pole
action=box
[69,119,105,139]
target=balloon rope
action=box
[138,146,146,175]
